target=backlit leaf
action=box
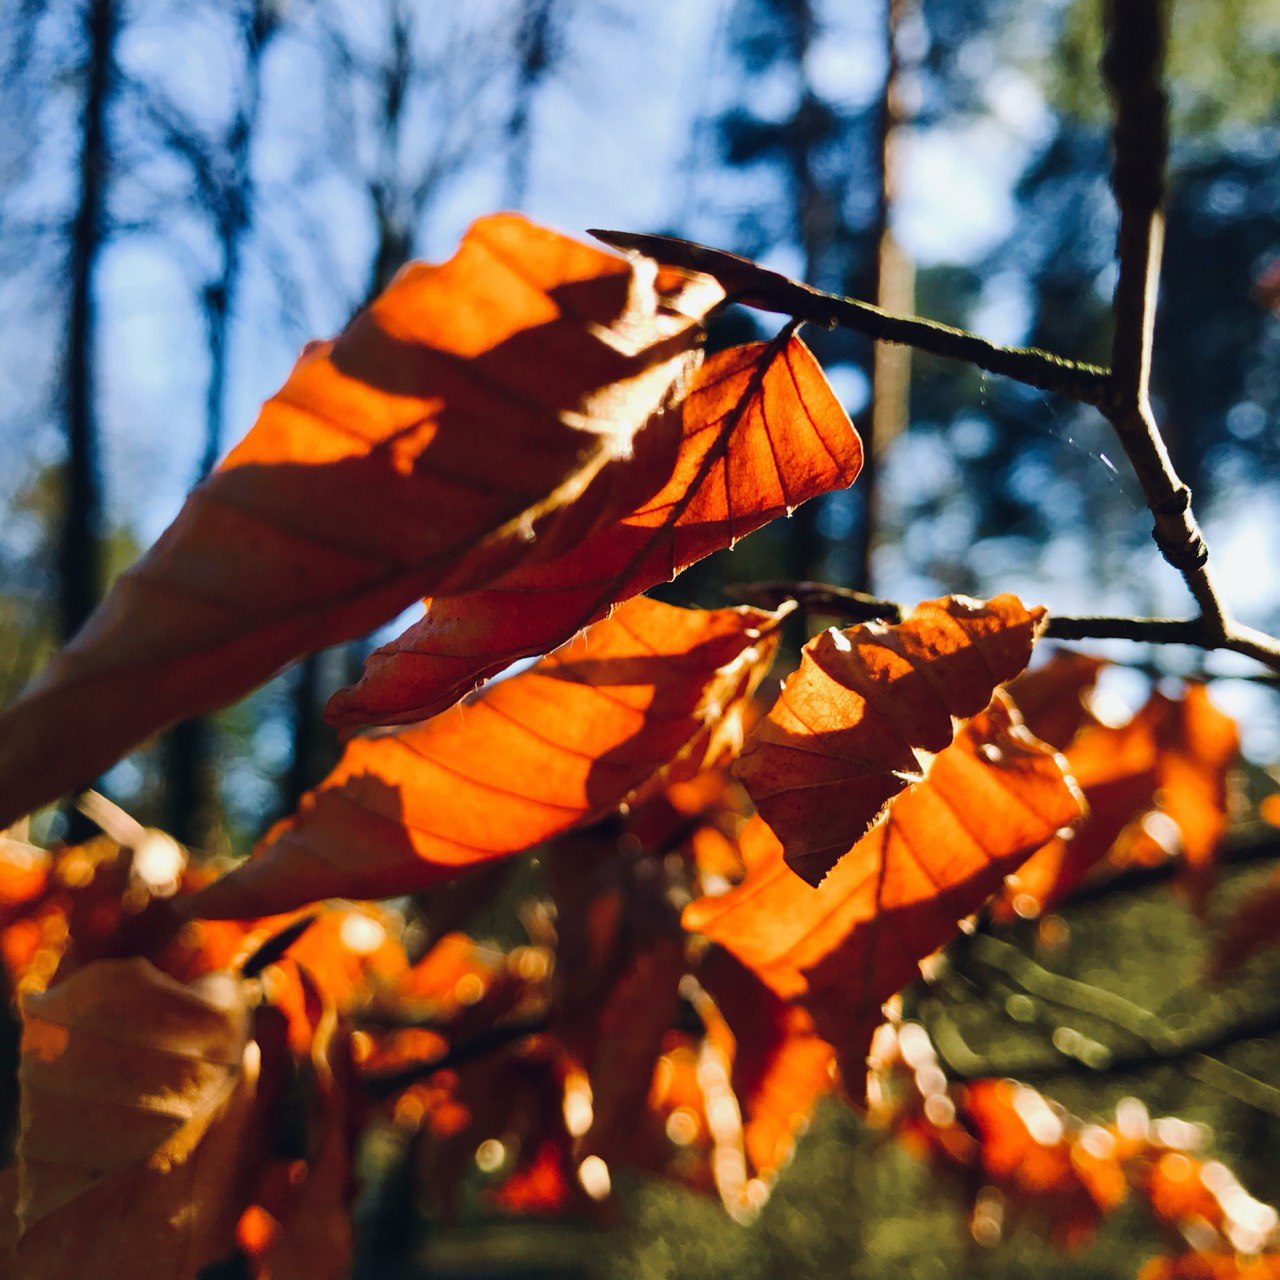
[1006,650,1107,750]
[0,214,721,828]
[328,333,861,728]
[686,694,1082,1081]
[1129,685,1239,903]
[249,971,356,1280]
[998,706,1161,919]
[735,594,1046,884]
[695,948,835,1194]
[1001,681,1237,917]
[194,596,784,919]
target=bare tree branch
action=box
[590,228,1113,406]
[726,579,1280,672]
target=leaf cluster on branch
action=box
[0,39,1279,1266]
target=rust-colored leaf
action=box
[1130,685,1239,902]
[695,948,835,1194]
[328,333,861,728]
[0,214,721,829]
[1006,650,1107,750]
[686,694,1082,1081]
[251,972,356,1280]
[735,594,1046,885]
[194,597,783,919]
[13,958,256,1280]
[997,707,1161,919]
[1001,682,1237,918]
[543,818,688,1180]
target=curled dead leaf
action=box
[735,593,1047,884]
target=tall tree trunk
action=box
[780,1,827,585]
[162,2,276,846]
[505,0,554,206]
[284,0,418,816]
[849,0,911,593]
[60,0,114,644]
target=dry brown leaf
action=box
[194,596,784,919]
[0,214,721,829]
[328,333,862,728]
[13,958,256,1280]
[686,694,1082,1082]
[735,594,1046,884]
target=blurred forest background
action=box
[2,0,1280,1276]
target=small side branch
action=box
[933,934,1280,1116]
[360,1013,549,1100]
[590,229,1112,407]
[726,580,1280,673]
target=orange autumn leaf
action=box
[687,694,1082,1080]
[1006,650,1107,750]
[0,214,722,830]
[542,822,688,1176]
[1002,682,1237,917]
[0,838,48,914]
[735,594,1046,885]
[1132,685,1239,900]
[252,973,356,1280]
[695,948,835,1191]
[194,596,784,919]
[328,333,862,728]
[998,705,1162,919]
[569,936,688,1172]
[13,958,257,1280]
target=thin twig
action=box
[360,1013,550,1100]
[934,935,1280,1115]
[725,579,1280,672]
[589,229,1113,407]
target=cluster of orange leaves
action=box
[869,1020,1280,1278]
[0,214,1272,1278]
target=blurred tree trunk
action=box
[505,0,556,206]
[285,0,418,814]
[282,0,528,815]
[60,0,115,645]
[161,0,280,846]
[780,0,827,586]
[850,0,913,593]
